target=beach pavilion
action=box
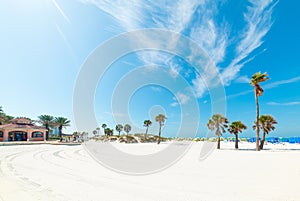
[0,117,47,142]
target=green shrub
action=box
[193,138,200,142]
[208,137,217,142]
[200,137,206,141]
[47,137,60,141]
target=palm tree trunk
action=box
[46,124,49,141]
[145,126,149,140]
[59,126,62,142]
[260,133,266,150]
[255,89,260,151]
[157,124,161,144]
[216,128,220,149]
[235,134,239,149]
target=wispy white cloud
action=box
[52,0,70,23]
[267,101,300,106]
[227,75,300,99]
[190,17,228,66]
[220,0,278,86]
[171,92,190,107]
[192,74,208,98]
[264,76,300,89]
[226,89,253,99]
[169,63,182,79]
[170,102,179,107]
[122,61,138,67]
[235,76,251,83]
[54,22,77,62]
[78,0,203,67]
[190,1,277,97]
[79,0,278,98]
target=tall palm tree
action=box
[0,108,6,125]
[105,128,113,136]
[115,124,123,136]
[0,107,13,125]
[207,114,229,149]
[2,115,14,125]
[0,107,6,125]
[54,117,71,141]
[228,121,247,149]
[38,115,54,140]
[101,124,107,136]
[92,130,97,136]
[143,120,152,140]
[96,127,100,135]
[253,115,277,150]
[250,72,269,151]
[124,124,131,135]
[155,114,167,144]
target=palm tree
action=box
[2,115,14,124]
[38,115,54,140]
[250,72,269,151]
[124,124,131,135]
[253,115,277,150]
[0,107,13,125]
[101,124,107,136]
[155,114,167,144]
[92,130,97,136]
[228,121,247,149]
[115,124,123,136]
[143,120,152,140]
[54,117,71,141]
[105,128,113,136]
[207,114,229,149]
[0,108,6,125]
[96,127,100,136]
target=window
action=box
[0,131,3,138]
[32,132,43,138]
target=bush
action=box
[193,138,200,142]
[208,137,217,142]
[126,135,138,143]
[47,137,60,141]
[200,137,207,141]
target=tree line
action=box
[95,114,167,144]
[1,72,277,150]
[207,72,277,151]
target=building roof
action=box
[0,123,47,131]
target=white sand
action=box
[0,142,299,201]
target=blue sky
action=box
[1,0,300,137]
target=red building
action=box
[0,117,47,142]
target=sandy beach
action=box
[0,142,299,201]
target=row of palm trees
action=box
[37,115,71,140]
[93,123,132,136]
[207,72,277,151]
[97,114,167,144]
[207,114,277,150]
[0,72,275,149]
